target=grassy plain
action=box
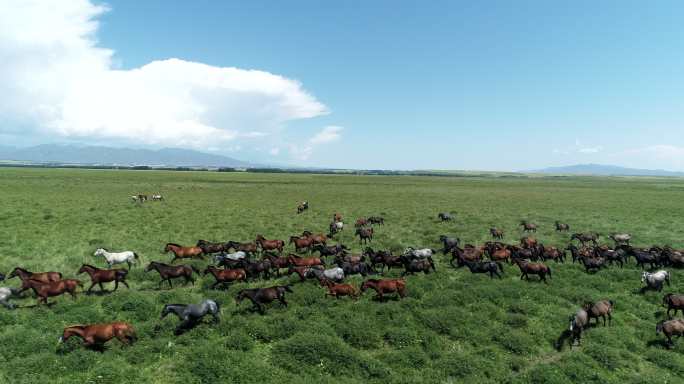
[0,168,684,383]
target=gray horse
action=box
[160,299,220,334]
[0,287,17,309]
[306,267,344,282]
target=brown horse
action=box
[540,246,565,263]
[450,245,484,267]
[287,254,325,267]
[59,322,136,348]
[164,243,204,263]
[289,236,314,253]
[302,231,327,246]
[520,221,537,232]
[361,279,406,300]
[657,319,684,348]
[663,294,684,317]
[355,218,368,227]
[514,259,551,283]
[22,279,82,305]
[583,300,614,326]
[355,227,374,244]
[488,246,512,264]
[145,262,198,289]
[77,264,129,293]
[203,266,246,289]
[555,221,570,231]
[196,240,227,254]
[321,279,359,299]
[333,213,343,222]
[8,267,62,292]
[226,241,258,255]
[255,235,285,254]
[236,285,292,314]
[520,236,538,249]
[490,227,504,239]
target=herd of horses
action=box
[2,206,684,351]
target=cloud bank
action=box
[0,0,328,150]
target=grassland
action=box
[0,168,684,383]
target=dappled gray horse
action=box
[0,287,17,309]
[641,270,670,292]
[160,299,220,334]
[306,266,344,282]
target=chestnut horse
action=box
[59,322,136,348]
[164,243,204,263]
[203,266,246,289]
[255,235,285,254]
[289,236,314,253]
[8,267,62,293]
[22,279,82,305]
[361,279,407,300]
[333,213,343,222]
[287,254,325,267]
[77,264,129,293]
[302,231,327,246]
[145,262,198,289]
[321,279,359,299]
[514,259,551,283]
[355,227,374,244]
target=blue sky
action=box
[1,1,683,170]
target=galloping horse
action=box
[145,262,198,289]
[520,221,537,232]
[8,267,62,293]
[161,300,220,334]
[255,235,285,254]
[236,286,293,314]
[77,264,129,293]
[22,279,82,305]
[287,254,325,267]
[355,227,374,244]
[289,236,314,253]
[59,322,136,349]
[164,243,204,263]
[203,266,246,289]
[321,279,359,299]
[514,259,551,283]
[361,279,407,300]
[196,240,227,254]
[94,248,139,269]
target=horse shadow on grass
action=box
[554,323,601,351]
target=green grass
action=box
[1,168,684,383]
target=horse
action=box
[363,248,402,274]
[225,241,258,255]
[196,240,227,254]
[261,255,291,276]
[355,218,368,227]
[609,233,631,246]
[297,201,309,214]
[367,216,385,225]
[450,245,484,267]
[164,243,204,263]
[334,253,366,266]
[321,279,359,299]
[595,247,625,268]
[236,285,292,314]
[438,212,454,222]
[302,231,327,246]
[569,308,589,347]
[623,246,659,269]
[439,235,460,254]
[514,259,551,283]
[239,259,272,280]
[333,213,343,223]
[131,194,147,203]
[579,255,606,273]
[0,287,18,309]
[59,322,136,349]
[255,235,285,254]
[656,319,684,348]
[520,236,538,250]
[338,261,376,277]
[490,227,504,239]
[641,270,670,292]
[287,266,321,282]
[22,279,82,305]
[145,262,198,289]
[663,294,684,317]
[403,247,436,259]
[313,244,348,258]
[355,227,374,244]
[94,248,139,269]
[520,220,537,232]
[460,260,502,279]
[487,245,512,264]
[151,194,164,201]
[571,233,599,246]
[161,300,220,335]
[287,254,325,267]
[8,267,62,292]
[583,300,614,326]
[555,221,570,232]
[306,266,345,282]
[328,221,344,237]
[203,266,246,289]
[77,264,129,293]
[662,247,684,267]
[290,236,314,253]
[399,256,435,276]
[361,279,406,300]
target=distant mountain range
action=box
[0,144,256,168]
[532,164,684,177]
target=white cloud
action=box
[613,145,684,170]
[553,139,603,155]
[309,126,343,144]
[578,145,603,154]
[269,147,280,156]
[0,0,327,148]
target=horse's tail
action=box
[117,269,129,279]
[133,252,140,260]
[656,321,664,334]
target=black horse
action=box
[312,244,348,257]
[338,261,375,277]
[461,260,503,279]
[438,212,454,222]
[239,259,272,280]
[236,285,293,314]
[367,216,385,225]
[160,300,220,335]
[439,235,460,255]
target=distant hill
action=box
[0,144,255,168]
[532,163,684,177]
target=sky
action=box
[1,0,684,171]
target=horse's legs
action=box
[602,315,606,326]
[98,282,105,292]
[127,261,132,270]
[120,280,130,289]
[608,313,612,326]
[167,279,173,289]
[87,282,96,293]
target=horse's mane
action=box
[12,266,29,272]
[80,264,99,269]
[165,243,183,247]
[364,279,381,283]
[65,324,87,329]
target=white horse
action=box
[641,270,670,292]
[94,248,139,269]
[0,287,17,309]
[403,247,436,259]
[217,251,246,262]
[151,194,164,201]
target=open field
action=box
[1,168,684,383]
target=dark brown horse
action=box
[196,240,227,254]
[520,221,537,232]
[287,254,325,267]
[514,259,551,283]
[226,241,258,255]
[164,243,205,263]
[8,267,62,292]
[289,236,314,253]
[236,285,293,314]
[261,254,291,276]
[361,279,407,300]
[59,322,136,348]
[145,262,198,289]
[203,266,246,289]
[555,221,570,231]
[77,264,129,293]
[321,279,359,299]
[255,235,285,254]
[540,246,565,263]
[355,227,374,244]
[302,231,327,246]
[571,233,599,246]
[22,279,82,305]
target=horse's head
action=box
[656,321,665,334]
[77,265,89,274]
[7,267,23,279]
[144,262,156,273]
[160,305,174,319]
[94,248,105,257]
[235,290,248,304]
[641,271,648,283]
[202,266,215,275]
